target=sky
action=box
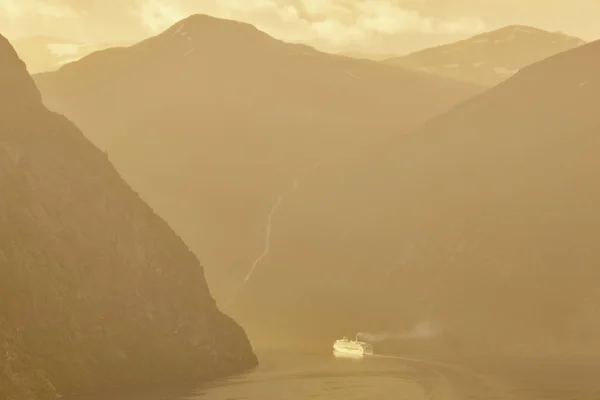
[1,0,599,54]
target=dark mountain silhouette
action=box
[33,14,482,305]
[11,35,124,74]
[386,25,585,86]
[0,34,256,399]
[230,38,600,356]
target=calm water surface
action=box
[67,351,600,400]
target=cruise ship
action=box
[333,335,374,356]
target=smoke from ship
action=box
[357,320,440,342]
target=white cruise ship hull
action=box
[332,339,374,356]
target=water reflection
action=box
[333,351,365,361]
[63,353,600,400]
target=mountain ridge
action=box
[1,35,44,110]
[385,25,586,86]
[10,35,125,74]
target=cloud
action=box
[355,1,485,35]
[357,319,441,342]
[135,0,187,32]
[133,0,486,48]
[0,0,78,18]
[0,0,487,50]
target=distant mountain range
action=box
[385,25,586,86]
[338,51,400,61]
[0,33,255,399]
[11,35,126,73]
[33,14,482,308]
[232,36,600,355]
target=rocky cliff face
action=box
[0,34,256,400]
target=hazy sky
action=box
[1,0,599,53]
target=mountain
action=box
[33,14,482,306]
[0,34,256,399]
[386,25,586,86]
[337,51,400,61]
[11,36,125,73]
[229,38,600,356]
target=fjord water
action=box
[66,351,600,400]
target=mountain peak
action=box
[474,25,586,45]
[495,24,545,33]
[161,13,268,43]
[125,14,313,62]
[172,13,258,30]
[386,25,586,86]
[0,34,42,110]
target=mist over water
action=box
[64,352,600,400]
[358,320,440,343]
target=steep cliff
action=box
[0,34,256,399]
